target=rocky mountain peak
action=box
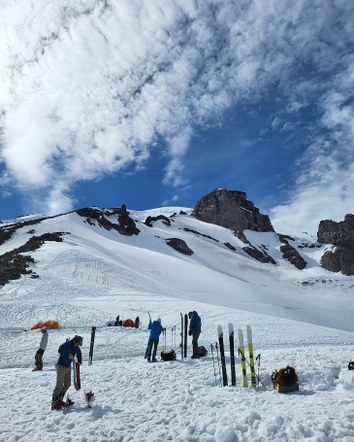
[192,188,274,233]
[318,213,354,275]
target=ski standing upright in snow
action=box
[228,323,236,386]
[210,343,219,386]
[88,326,96,366]
[246,325,257,388]
[180,313,184,359]
[184,313,188,358]
[144,312,153,359]
[217,325,228,386]
[238,328,247,387]
[73,356,81,391]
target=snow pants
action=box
[34,348,44,370]
[52,364,71,399]
[147,339,159,361]
[192,331,200,356]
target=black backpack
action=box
[161,350,176,361]
[275,366,298,386]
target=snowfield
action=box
[0,207,354,441]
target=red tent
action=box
[122,319,135,327]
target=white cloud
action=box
[0,0,354,226]
[271,163,354,234]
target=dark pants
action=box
[34,348,44,370]
[192,331,200,356]
[146,339,159,361]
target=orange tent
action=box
[31,320,60,330]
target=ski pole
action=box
[256,353,261,386]
[210,343,218,386]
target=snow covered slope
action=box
[1,207,354,441]
[0,207,353,331]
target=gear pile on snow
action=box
[271,366,299,393]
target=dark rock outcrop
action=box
[145,215,171,227]
[321,247,354,275]
[0,232,65,286]
[76,206,140,236]
[183,228,218,242]
[166,238,194,255]
[318,214,354,275]
[278,235,307,270]
[192,189,274,232]
[234,230,276,264]
[279,244,307,270]
[243,246,276,264]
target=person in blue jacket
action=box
[188,311,202,359]
[146,318,165,362]
[51,335,83,410]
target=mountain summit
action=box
[192,188,274,233]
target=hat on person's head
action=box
[157,318,161,323]
[188,311,193,319]
[41,326,47,331]
[72,335,83,346]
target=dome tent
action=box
[31,320,59,330]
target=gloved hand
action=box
[188,330,192,336]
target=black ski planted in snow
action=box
[228,323,236,386]
[217,325,228,386]
[184,313,188,359]
[180,313,184,359]
[88,326,96,366]
[144,312,153,359]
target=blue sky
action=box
[1,0,354,233]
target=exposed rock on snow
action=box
[145,215,171,227]
[76,206,140,236]
[318,214,354,275]
[278,235,307,270]
[0,232,65,286]
[192,188,274,233]
[166,237,194,255]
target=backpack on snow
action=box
[197,346,208,357]
[160,350,176,361]
[271,366,299,393]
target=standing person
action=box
[188,311,202,359]
[146,318,164,362]
[32,326,48,371]
[135,316,140,328]
[51,335,83,410]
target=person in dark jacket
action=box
[146,318,165,362]
[188,311,202,359]
[32,326,48,371]
[51,335,83,410]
